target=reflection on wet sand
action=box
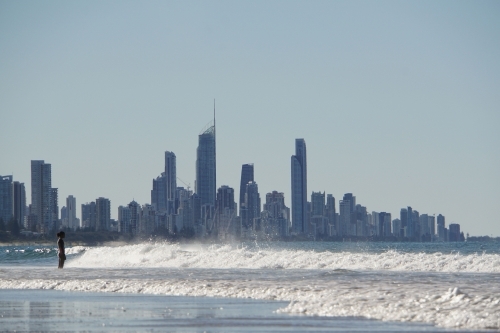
[0,289,453,333]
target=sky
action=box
[1,1,499,236]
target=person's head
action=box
[57,231,65,238]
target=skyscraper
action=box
[339,200,352,236]
[0,175,13,224]
[326,194,336,228]
[311,192,325,217]
[339,193,356,236]
[400,208,408,232]
[217,185,236,213]
[239,164,254,215]
[449,223,461,242]
[128,200,140,235]
[428,215,436,237]
[406,206,414,239]
[95,197,111,231]
[291,139,307,234]
[196,120,216,208]
[311,192,326,236]
[242,181,261,230]
[216,185,237,238]
[165,151,177,214]
[118,205,131,233]
[31,160,52,233]
[151,173,167,213]
[50,188,58,231]
[263,191,288,220]
[81,202,96,230]
[66,195,77,230]
[263,191,290,238]
[437,214,445,241]
[342,193,356,213]
[12,181,26,228]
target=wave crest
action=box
[66,243,500,273]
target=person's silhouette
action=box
[57,231,66,269]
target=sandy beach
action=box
[0,289,456,333]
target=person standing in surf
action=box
[57,231,66,269]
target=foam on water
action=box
[2,242,500,330]
[66,243,500,273]
[1,270,499,330]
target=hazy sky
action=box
[1,1,499,236]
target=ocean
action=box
[0,241,499,332]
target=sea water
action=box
[0,241,499,331]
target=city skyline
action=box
[1,2,498,235]
[0,131,468,241]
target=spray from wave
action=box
[66,242,500,273]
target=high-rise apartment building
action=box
[239,164,254,214]
[50,188,58,231]
[355,205,368,237]
[31,160,52,233]
[128,200,140,235]
[61,206,67,224]
[339,200,352,236]
[392,219,402,237]
[326,194,336,229]
[263,191,287,219]
[311,191,327,236]
[428,215,436,237]
[449,223,461,242]
[216,185,237,238]
[151,173,167,213]
[343,193,356,215]
[263,191,290,237]
[241,181,261,230]
[338,193,356,236]
[311,192,325,217]
[66,195,77,230]
[419,214,429,237]
[437,214,445,241]
[216,186,236,213]
[400,208,408,232]
[118,205,131,233]
[81,202,96,230]
[12,181,26,228]
[0,175,13,224]
[406,206,414,239]
[139,204,155,235]
[384,213,392,237]
[291,139,307,234]
[95,197,111,231]
[196,122,216,208]
[165,151,177,214]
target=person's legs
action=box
[58,258,64,269]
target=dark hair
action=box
[57,231,65,237]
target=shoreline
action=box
[0,288,460,333]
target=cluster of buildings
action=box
[0,115,464,242]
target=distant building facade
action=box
[239,164,254,215]
[0,175,13,224]
[291,139,307,234]
[31,160,52,233]
[196,123,216,208]
[95,197,111,231]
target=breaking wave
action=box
[65,243,500,273]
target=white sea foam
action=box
[66,243,500,273]
[2,243,500,330]
[1,273,499,330]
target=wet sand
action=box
[0,289,459,333]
